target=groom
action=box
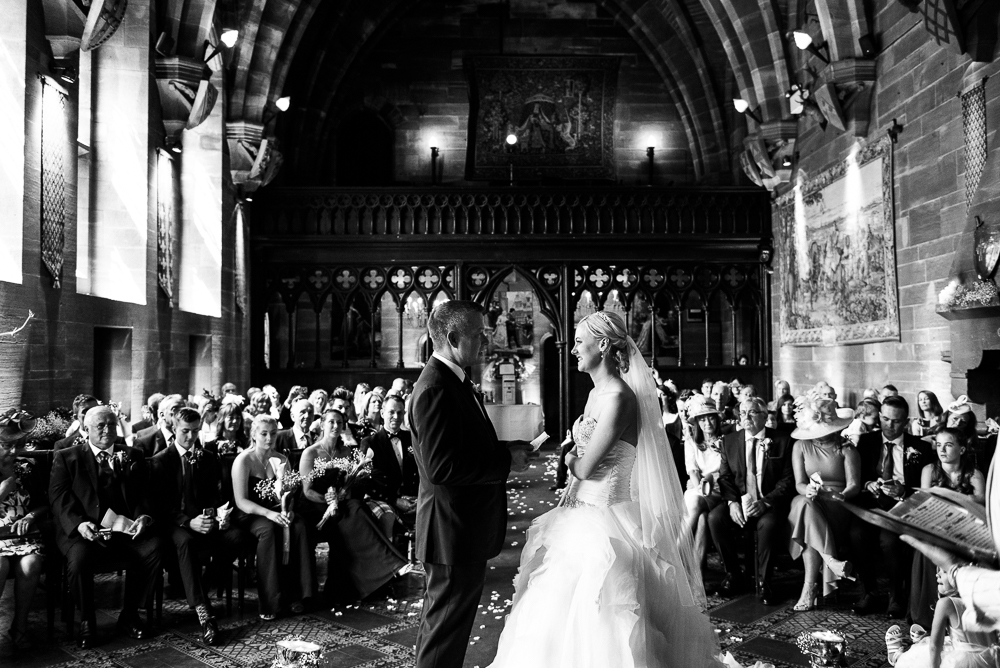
[409,300,531,668]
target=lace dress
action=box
[489,416,723,668]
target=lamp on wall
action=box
[430,146,439,185]
[506,133,517,186]
[792,31,831,64]
[165,136,182,154]
[733,98,762,124]
[262,96,290,125]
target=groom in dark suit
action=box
[709,397,795,603]
[850,394,934,616]
[409,300,531,668]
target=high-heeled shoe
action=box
[793,582,820,611]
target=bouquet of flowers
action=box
[309,449,373,529]
[254,459,304,564]
[215,440,242,456]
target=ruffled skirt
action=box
[488,500,723,668]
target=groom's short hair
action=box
[428,300,485,349]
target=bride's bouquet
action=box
[308,449,374,529]
[253,458,304,564]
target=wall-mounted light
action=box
[506,133,518,146]
[792,31,830,64]
[220,29,239,48]
[165,136,182,154]
[858,35,877,58]
[646,147,655,186]
[430,146,439,185]
[262,96,290,125]
[50,57,78,85]
[786,84,809,115]
[505,133,517,186]
[733,98,763,124]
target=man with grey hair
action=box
[275,398,315,467]
[709,396,795,604]
[409,300,531,668]
[50,406,162,648]
[134,393,185,456]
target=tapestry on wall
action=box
[465,56,619,181]
[774,135,899,346]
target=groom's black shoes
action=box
[759,582,777,605]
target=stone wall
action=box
[0,0,248,419]
[325,0,696,186]
[771,4,1000,408]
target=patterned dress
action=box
[0,459,44,557]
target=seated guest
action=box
[356,392,384,442]
[352,383,371,420]
[908,427,985,629]
[682,396,724,567]
[278,385,308,429]
[709,397,795,602]
[212,401,249,504]
[130,393,164,434]
[770,379,791,409]
[942,397,987,473]
[308,389,328,417]
[329,387,361,446]
[774,393,796,435]
[49,406,162,648]
[232,415,313,619]
[134,394,184,455]
[55,395,100,450]
[863,387,880,401]
[244,390,272,429]
[275,399,315,468]
[880,384,900,402]
[814,381,837,401]
[711,381,737,422]
[660,385,684,444]
[0,411,47,650]
[911,390,944,437]
[261,385,284,423]
[700,378,714,397]
[362,396,419,533]
[300,409,409,604]
[737,384,757,403]
[221,383,238,396]
[852,394,935,616]
[150,408,244,644]
[787,395,859,610]
[198,397,220,449]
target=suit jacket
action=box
[134,426,170,457]
[274,429,312,455]
[131,418,154,434]
[408,356,512,565]
[717,427,796,507]
[362,427,419,506]
[857,431,935,510]
[49,442,152,554]
[149,445,224,529]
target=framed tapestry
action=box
[465,56,619,181]
[774,135,899,346]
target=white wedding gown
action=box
[489,415,724,668]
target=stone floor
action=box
[0,450,897,667]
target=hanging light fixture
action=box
[732,98,762,124]
[791,31,830,64]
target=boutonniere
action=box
[112,450,128,470]
[471,383,482,395]
[188,448,207,465]
[407,445,415,456]
[905,446,921,465]
[759,438,773,456]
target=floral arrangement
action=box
[309,449,373,529]
[272,634,322,668]
[253,469,305,503]
[215,439,242,456]
[938,278,1000,309]
[482,354,526,382]
[23,408,71,448]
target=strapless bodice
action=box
[564,416,635,508]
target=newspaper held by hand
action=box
[529,432,549,452]
[101,509,136,534]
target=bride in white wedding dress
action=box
[489,311,723,668]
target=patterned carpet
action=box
[0,451,897,667]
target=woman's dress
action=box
[787,439,853,596]
[300,459,406,604]
[0,459,44,557]
[488,416,722,668]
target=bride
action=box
[489,311,723,667]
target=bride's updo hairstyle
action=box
[580,311,630,374]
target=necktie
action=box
[390,434,403,468]
[746,439,759,502]
[97,451,115,485]
[300,433,311,449]
[882,441,894,480]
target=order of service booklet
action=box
[844,487,997,565]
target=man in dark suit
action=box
[130,392,164,434]
[851,394,935,616]
[363,395,419,525]
[408,300,531,668]
[54,394,100,450]
[709,397,796,603]
[150,407,243,644]
[134,394,183,456]
[274,399,315,468]
[49,406,163,648]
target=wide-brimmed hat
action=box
[686,395,721,423]
[791,395,853,440]
[947,395,972,416]
[0,409,37,443]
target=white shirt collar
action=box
[884,432,904,446]
[292,425,307,441]
[745,427,766,442]
[432,352,465,382]
[174,441,191,458]
[90,443,114,459]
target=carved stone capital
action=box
[814,59,877,136]
[154,56,217,138]
[227,122,283,191]
[742,125,796,191]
